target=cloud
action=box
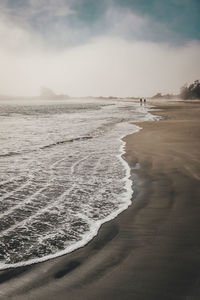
[1,0,198,48]
[102,4,173,43]
[0,28,200,97]
[0,0,78,47]
[0,0,75,19]
[28,0,75,17]
[0,1,199,97]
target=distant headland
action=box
[0,80,199,101]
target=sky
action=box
[0,0,200,97]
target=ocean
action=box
[0,98,157,270]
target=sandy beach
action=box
[0,100,200,300]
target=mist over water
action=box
[0,99,156,269]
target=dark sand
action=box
[0,100,200,300]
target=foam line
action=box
[0,101,159,270]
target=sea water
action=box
[0,99,157,270]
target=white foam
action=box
[0,100,160,270]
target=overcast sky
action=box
[0,0,200,97]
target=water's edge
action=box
[0,104,159,271]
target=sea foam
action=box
[0,99,158,270]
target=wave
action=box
[0,136,93,158]
[0,101,159,270]
[0,124,141,271]
[40,136,93,149]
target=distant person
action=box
[140,98,142,103]
[144,98,146,103]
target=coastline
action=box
[1,100,200,299]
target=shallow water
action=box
[0,99,156,269]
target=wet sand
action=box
[0,100,200,299]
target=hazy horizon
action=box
[0,0,200,98]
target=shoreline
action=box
[0,105,145,271]
[0,100,200,299]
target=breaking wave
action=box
[0,99,157,270]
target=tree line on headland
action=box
[0,80,200,101]
[37,79,200,100]
[152,80,200,100]
[179,80,200,100]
